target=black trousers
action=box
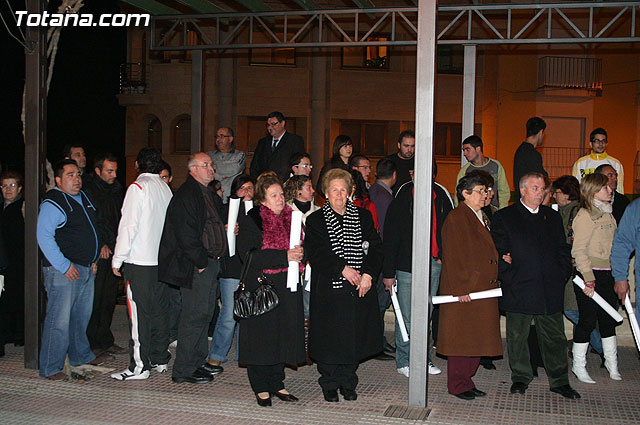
[574,269,618,343]
[317,362,359,392]
[247,363,286,393]
[123,264,170,373]
[87,258,119,350]
[0,271,24,346]
[376,273,391,345]
[172,259,219,378]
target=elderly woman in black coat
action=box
[236,173,306,407]
[305,168,383,403]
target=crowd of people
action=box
[0,112,638,407]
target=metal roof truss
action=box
[150,1,640,51]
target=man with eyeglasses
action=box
[159,152,227,384]
[349,154,372,189]
[289,152,313,178]
[110,148,173,381]
[250,111,304,181]
[207,127,246,203]
[572,128,624,193]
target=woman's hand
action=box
[502,253,512,264]
[342,266,361,286]
[459,294,472,303]
[356,273,373,297]
[287,245,303,262]
[583,281,595,298]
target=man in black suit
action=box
[491,172,580,400]
[249,111,304,181]
[596,164,629,225]
[513,117,548,197]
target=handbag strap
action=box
[239,249,255,283]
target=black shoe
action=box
[256,394,272,407]
[479,358,496,370]
[453,390,475,400]
[199,362,223,375]
[270,391,299,402]
[323,389,339,402]
[510,382,528,394]
[470,388,486,397]
[550,385,581,399]
[374,352,395,361]
[532,367,539,377]
[340,388,357,401]
[383,340,396,353]
[172,369,214,384]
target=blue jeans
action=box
[564,309,603,354]
[208,277,239,363]
[39,265,95,377]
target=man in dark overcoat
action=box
[491,172,580,400]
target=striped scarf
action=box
[322,200,364,289]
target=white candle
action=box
[624,294,640,352]
[244,200,253,214]
[226,198,240,257]
[432,288,503,305]
[286,210,303,292]
[391,285,409,342]
[573,276,623,322]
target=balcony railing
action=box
[541,146,590,182]
[119,63,147,94]
[537,56,602,93]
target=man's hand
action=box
[356,273,373,297]
[234,223,239,236]
[614,280,630,302]
[459,294,472,303]
[65,263,80,281]
[502,252,512,264]
[112,267,122,277]
[287,245,303,262]
[342,266,361,286]
[99,245,113,260]
[198,268,206,273]
[91,262,98,275]
[383,278,396,293]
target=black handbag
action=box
[233,250,280,319]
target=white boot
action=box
[601,336,622,380]
[571,342,596,384]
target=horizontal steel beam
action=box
[150,3,640,51]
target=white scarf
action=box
[592,198,613,214]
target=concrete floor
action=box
[1,305,639,425]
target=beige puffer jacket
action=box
[571,206,616,282]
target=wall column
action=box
[461,44,477,165]
[310,48,327,182]
[191,50,204,153]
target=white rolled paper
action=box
[573,276,623,322]
[304,263,311,292]
[624,294,640,352]
[287,210,303,292]
[244,200,253,214]
[226,198,240,257]
[391,285,409,342]
[432,288,503,305]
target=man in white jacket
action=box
[110,148,173,381]
[572,128,624,193]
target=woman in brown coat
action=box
[437,173,503,400]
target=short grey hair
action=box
[519,172,545,189]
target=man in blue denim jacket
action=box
[611,198,640,324]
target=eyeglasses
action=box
[266,120,281,128]
[193,162,214,169]
[471,188,489,195]
[591,138,607,144]
[1,183,17,189]
[295,164,313,169]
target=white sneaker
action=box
[152,364,168,373]
[428,361,442,375]
[111,369,150,381]
[397,367,410,377]
[169,340,177,348]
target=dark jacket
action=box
[159,175,225,288]
[384,153,414,194]
[0,197,24,278]
[513,142,548,192]
[249,131,304,181]
[236,206,306,366]
[305,205,383,363]
[491,201,571,315]
[612,190,630,225]
[83,176,123,250]
[382,182,452,277]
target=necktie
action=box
[271,138,279,152]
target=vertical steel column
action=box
[461,44,477,166]
[24,0,48,369]
[191,50,204,153]
[310,47,327,182]
[217,49,234,128]
[409,0,437,407]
